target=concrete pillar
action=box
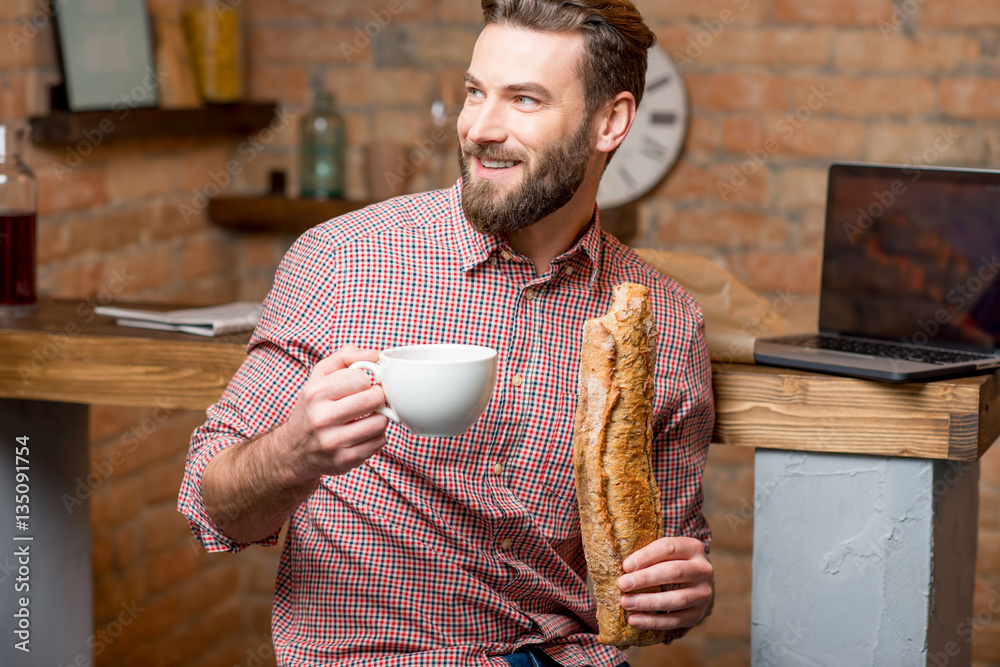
[0,399,91,665]
[751,449,978,667]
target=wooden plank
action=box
[0,300,249,410]
[207,195,374,235]
[28,103,276,146]
[713,364,1000,461]
[711,364,999,461]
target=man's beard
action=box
[458,119,592,236]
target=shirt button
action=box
[500,250,512,261]
[489,256,498,266]
[511,374,523,387]
[500,537,513,550]
[564,266,574,275]
[494,462,503,476]
[525,288,536,301]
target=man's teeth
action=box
[481,159,519,169]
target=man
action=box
[178,1,715,665]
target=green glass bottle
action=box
[299,90,346,200]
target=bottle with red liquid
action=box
[0,124,37,317]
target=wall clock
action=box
[596,43,688,210]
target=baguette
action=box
[572,282,664,648]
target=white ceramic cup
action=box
[349,344,498,437]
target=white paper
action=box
[94,302,263,337]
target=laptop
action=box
[754,162,1000,383]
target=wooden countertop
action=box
[0,300,249,410]
[1,301,998,460]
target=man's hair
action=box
[480,0,656,118]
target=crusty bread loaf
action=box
[572,282,664,648]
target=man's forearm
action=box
[202,422,319,544]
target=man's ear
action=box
[594,92,636,154]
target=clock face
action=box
[596,44,688,210]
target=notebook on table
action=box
[754,162,1000,383]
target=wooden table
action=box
[1,301,998,665]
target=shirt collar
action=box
[448,180,604,283]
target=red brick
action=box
[147,539,206,594]
[325,67,433,106]
[835,32,978,72]
[713,552,753,596]
[172,145,231,192]
[636,0,769,23]
[130,589,180,643]
[775,0,894,24]
[97,245,176,295]
[703,464,756,512]
[92,567,144,627]
[0,1,35,19]
[653,207,789,247]
[105,152,176,203]
[36,165,108,216]
[710,162,770,206]
[721,114,764,153]
[691,28,832,67]
[180,562,242,616]
[864,122,979,166]
[36,261,104,300]
[140,455,189,506]
[652,161,716,200]
[0,22,55,68]
[700,595,752,639]
[768,116,865,159]
[249,64,309,105]
[249,26,363,64]
[144,505,195,554]
[440,0,485,23]
[686,73,789,111]
[91,475,146,526]
[776,167,828,209]
[705,510,753,552]
[788,75,936,117]
[178,232,240,281]
[728,251,822,294]
[416,27,479,66]
[685,116,718,153]
[923,0,1000,28]
[941,78,1000,119]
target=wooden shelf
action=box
[28,102,277,146]
[208,195,374,235]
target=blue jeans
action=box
[500,646,630,667]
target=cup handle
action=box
[348,360,400,423]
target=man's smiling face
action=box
[457,24,595,236]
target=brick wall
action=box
[2,0,999,664]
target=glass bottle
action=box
[0,124,37,317]
[299,90,346,200]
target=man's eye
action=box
[467,88,483,98]
[514,96,537,105]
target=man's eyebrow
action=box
[463,73,552,101]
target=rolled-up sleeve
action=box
[177,228,335,553]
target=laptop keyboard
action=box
[781,334,995,365]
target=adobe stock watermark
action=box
[928,586,1000,666]
[879,0,927,39]
[754,620,808,664]
[61,399,176,514]
[897,254,999,349]
[340,0,416,63]
[671,0,753,67]
[716,84,834,202]
[178,107,294,224]
[842,126,961,244]
[50,66,171,181]
[17,268,135,384]
[7,0,69,54]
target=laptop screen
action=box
[820,163,1000,352]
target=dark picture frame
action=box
[51,0,160,112]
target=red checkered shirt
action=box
[178,182,715,667]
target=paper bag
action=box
[635,248,789,364]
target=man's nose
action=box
[464,99,508,145]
